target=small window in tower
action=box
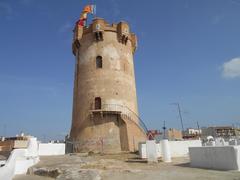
[95,97,101,110]
[124,37,128,45]
[96,56,102,68]
[95,32,103,41]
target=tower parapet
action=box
[72,18,137,56]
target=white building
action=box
[185,128,202,135]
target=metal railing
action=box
[96,104,148,134]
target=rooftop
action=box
[13,153,240,180]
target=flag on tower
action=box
[83,4,96,15]
[77,4,96,27]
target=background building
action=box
[147,128,183,141]
[185,128,202,135]
[147,130,162,141]
[201,126,240,140]
[167,128,183,140]
[183,128,201,139]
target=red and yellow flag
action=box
[83,5,96,14]
[77,5,96,27]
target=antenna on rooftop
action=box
[170,102,185,134]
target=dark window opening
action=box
[95,97,101,110]
[124,37,128,45]
[96,56,102,68]
[120,35,128,45]
[95,32,103,41]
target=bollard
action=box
[146,140,158,163]
[161,139,171,162]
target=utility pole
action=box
[171,103,184,134]
[197,121,201,138]
[197,121,200,131]
[163,120,166,139]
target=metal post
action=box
[197,121,201,139]
[171,103,184,134]
[163,120,166,139]
[176,103,184,133]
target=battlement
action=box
[72,18,138,56]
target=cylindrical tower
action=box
[70,18,146,153]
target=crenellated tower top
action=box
[72,18,138,56]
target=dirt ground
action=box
[14,153,240,180]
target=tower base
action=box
[69,113,146,153]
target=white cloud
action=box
[222,57,240,79]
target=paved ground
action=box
[14,153,240,180]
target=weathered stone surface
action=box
[30,167,61,178]
[13,154,240,180]
[70,18,146,153]
[57,169,101,180]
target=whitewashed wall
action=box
[38,143,65,156]
[0,149,26,180]
[0,139,65,180]
[189,146,240,171]
[146,140,158,162]
[166,140,201,157]
[0,137,39,180]
[139,140,201,159]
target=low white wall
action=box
[0,141,65,180]
[166,140,201,157]
[139,143,147,159]
[14,157,39,175]
[139,140,201,159]
[0,149,26,180]
[0,137,39,180]
[229,139,240,146]
[38,143,65,156]
[189,146,240,171]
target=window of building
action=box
[96,56,102,68]
[95,97,101,110]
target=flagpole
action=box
[93,5,96,19]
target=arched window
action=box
[96,56,102,68]
[95,97,101,110]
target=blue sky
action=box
[0,0,240,140]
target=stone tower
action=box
[70,18,147,153]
